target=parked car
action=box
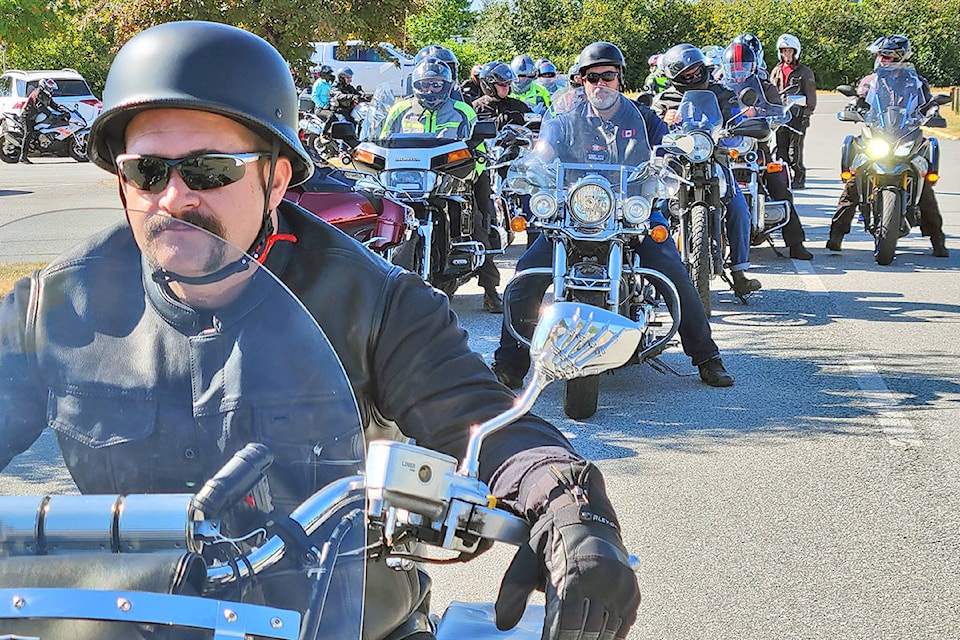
[0,69,102,127]
[310,41,414,96]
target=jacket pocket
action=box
[47,387,157,449]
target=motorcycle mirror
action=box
[329,121,355,141]
[785,95,807,108]
[933,94,952,106]
[458,302,641,478]
[738,87,759,107]
[836,85,857,98]
[471,120,497,144]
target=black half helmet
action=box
[577,41,626,74]
[89,21,313,186]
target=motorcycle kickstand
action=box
[645,354,689,377]
[765,236,786,258]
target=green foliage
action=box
[407,0,476,51]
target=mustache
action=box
[144,211,226,239]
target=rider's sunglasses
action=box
[878,52,896,61]
[495,81,513,88]
[414,79,446,91]
[539,72,557,78]
[115,152,269,193]
[582,70,619,84]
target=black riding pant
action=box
[830,177,944,238]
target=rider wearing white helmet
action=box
[769,33,817,189]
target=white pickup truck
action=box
[310,41,415,95]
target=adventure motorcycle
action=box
[719,76,806,249]
[341,84,499,298]
[501,92,682,420]
[0,105,90,163]
[836,63,950,265]
[660,89,770,316]
[0,210,641,639]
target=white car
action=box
[0,69,103,127]
[311,42,415,96]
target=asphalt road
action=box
[1,94,959,638]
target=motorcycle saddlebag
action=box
[0,551,209,640]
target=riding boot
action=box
[731,270,761,296]
[788,243,813,260]
[482,287,503,314]
[931,234,949,258]
[826,228,844,252]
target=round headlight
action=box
[687,132,715,163]
[529,193,558,219]
[622,196,652,225]
[569,181,614,226]
[866,139,891,159]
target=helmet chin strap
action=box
[115,138,284,287]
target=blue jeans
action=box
[726,180,752,272]
[494,232,721,378]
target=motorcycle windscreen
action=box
[361,81,471,143]
[0,209,365,640]
[864,63,926,135]
[676,90,724,136]
[721,74,790,123]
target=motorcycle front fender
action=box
[840,134,855,174]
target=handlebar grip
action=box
[191,442,274,518]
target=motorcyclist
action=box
[492,41,736,390]
[383,57,505,313]
[535,59,563,96]
[732,33,768,80]
[0,21,640,640]
[568,61,582,87]
[328,66,364,125]
[414,44,464,101]
[473,62,531,130]
[826,34,948,257]
[18,77,60,164]
[769,34,816,189]
[310,64,335,114]
[652,43,763,295]
[460,63,484,104]
[509,54,551,114]
[719,42,814,260]
[643,54,671,94]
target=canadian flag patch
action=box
[621,129,635,138]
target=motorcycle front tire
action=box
[874,187,901,266]
[0,136,20,163]
[688,204,712,317]
[68,136,88,163]
[393,237,459,298]
[563,292,605,420]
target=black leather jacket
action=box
[0,202,583,637]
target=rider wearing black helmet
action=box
[472,61,530,129]
[415,44,464,101]
[1,20,640,640]
[732,33,768,79]
[827,34,948,257]
[310,64,335,114]
[653,44,766,292]
[329,66,363,123]
[18,78,60,163]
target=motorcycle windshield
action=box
[505,90,674,202]
[361,81,472,145]
[863,63,926,136]
[721,74,790,123]
[0,210,365,639]
[676,90,724,135]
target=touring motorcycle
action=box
[836,63,950,265]
[0,105,90,163]
[340,85,498,297]
[0,210,641,639]
[501,92,682,420]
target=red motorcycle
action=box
[283,162,406,253]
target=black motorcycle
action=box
[836,63,950,265]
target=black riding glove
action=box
[495,463,640,640]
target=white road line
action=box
[791,259,830,295]
[845,356,922,448]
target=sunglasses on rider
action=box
[878,53,896,61]
[414,79,446,91]
[115,152,269,193]
[539,72,557,78]
[582,70,619,84]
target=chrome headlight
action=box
[381,169,438,193]
[686,132,715,163]
[568,179,614,227]
[622,196,652,226]
[529,192,558,219]
[866,139,891,159]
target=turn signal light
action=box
[927,172,940,183]
[840,171,853,181]
[353,149,376,165]
[729,149,740,159]
[446,149,472,163]
[650,225,670,243]
[510,216,527,232]
[766,163,783,173]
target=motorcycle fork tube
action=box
[552,239,568,301]
[419,214,434,280]
[606,241,624,311]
